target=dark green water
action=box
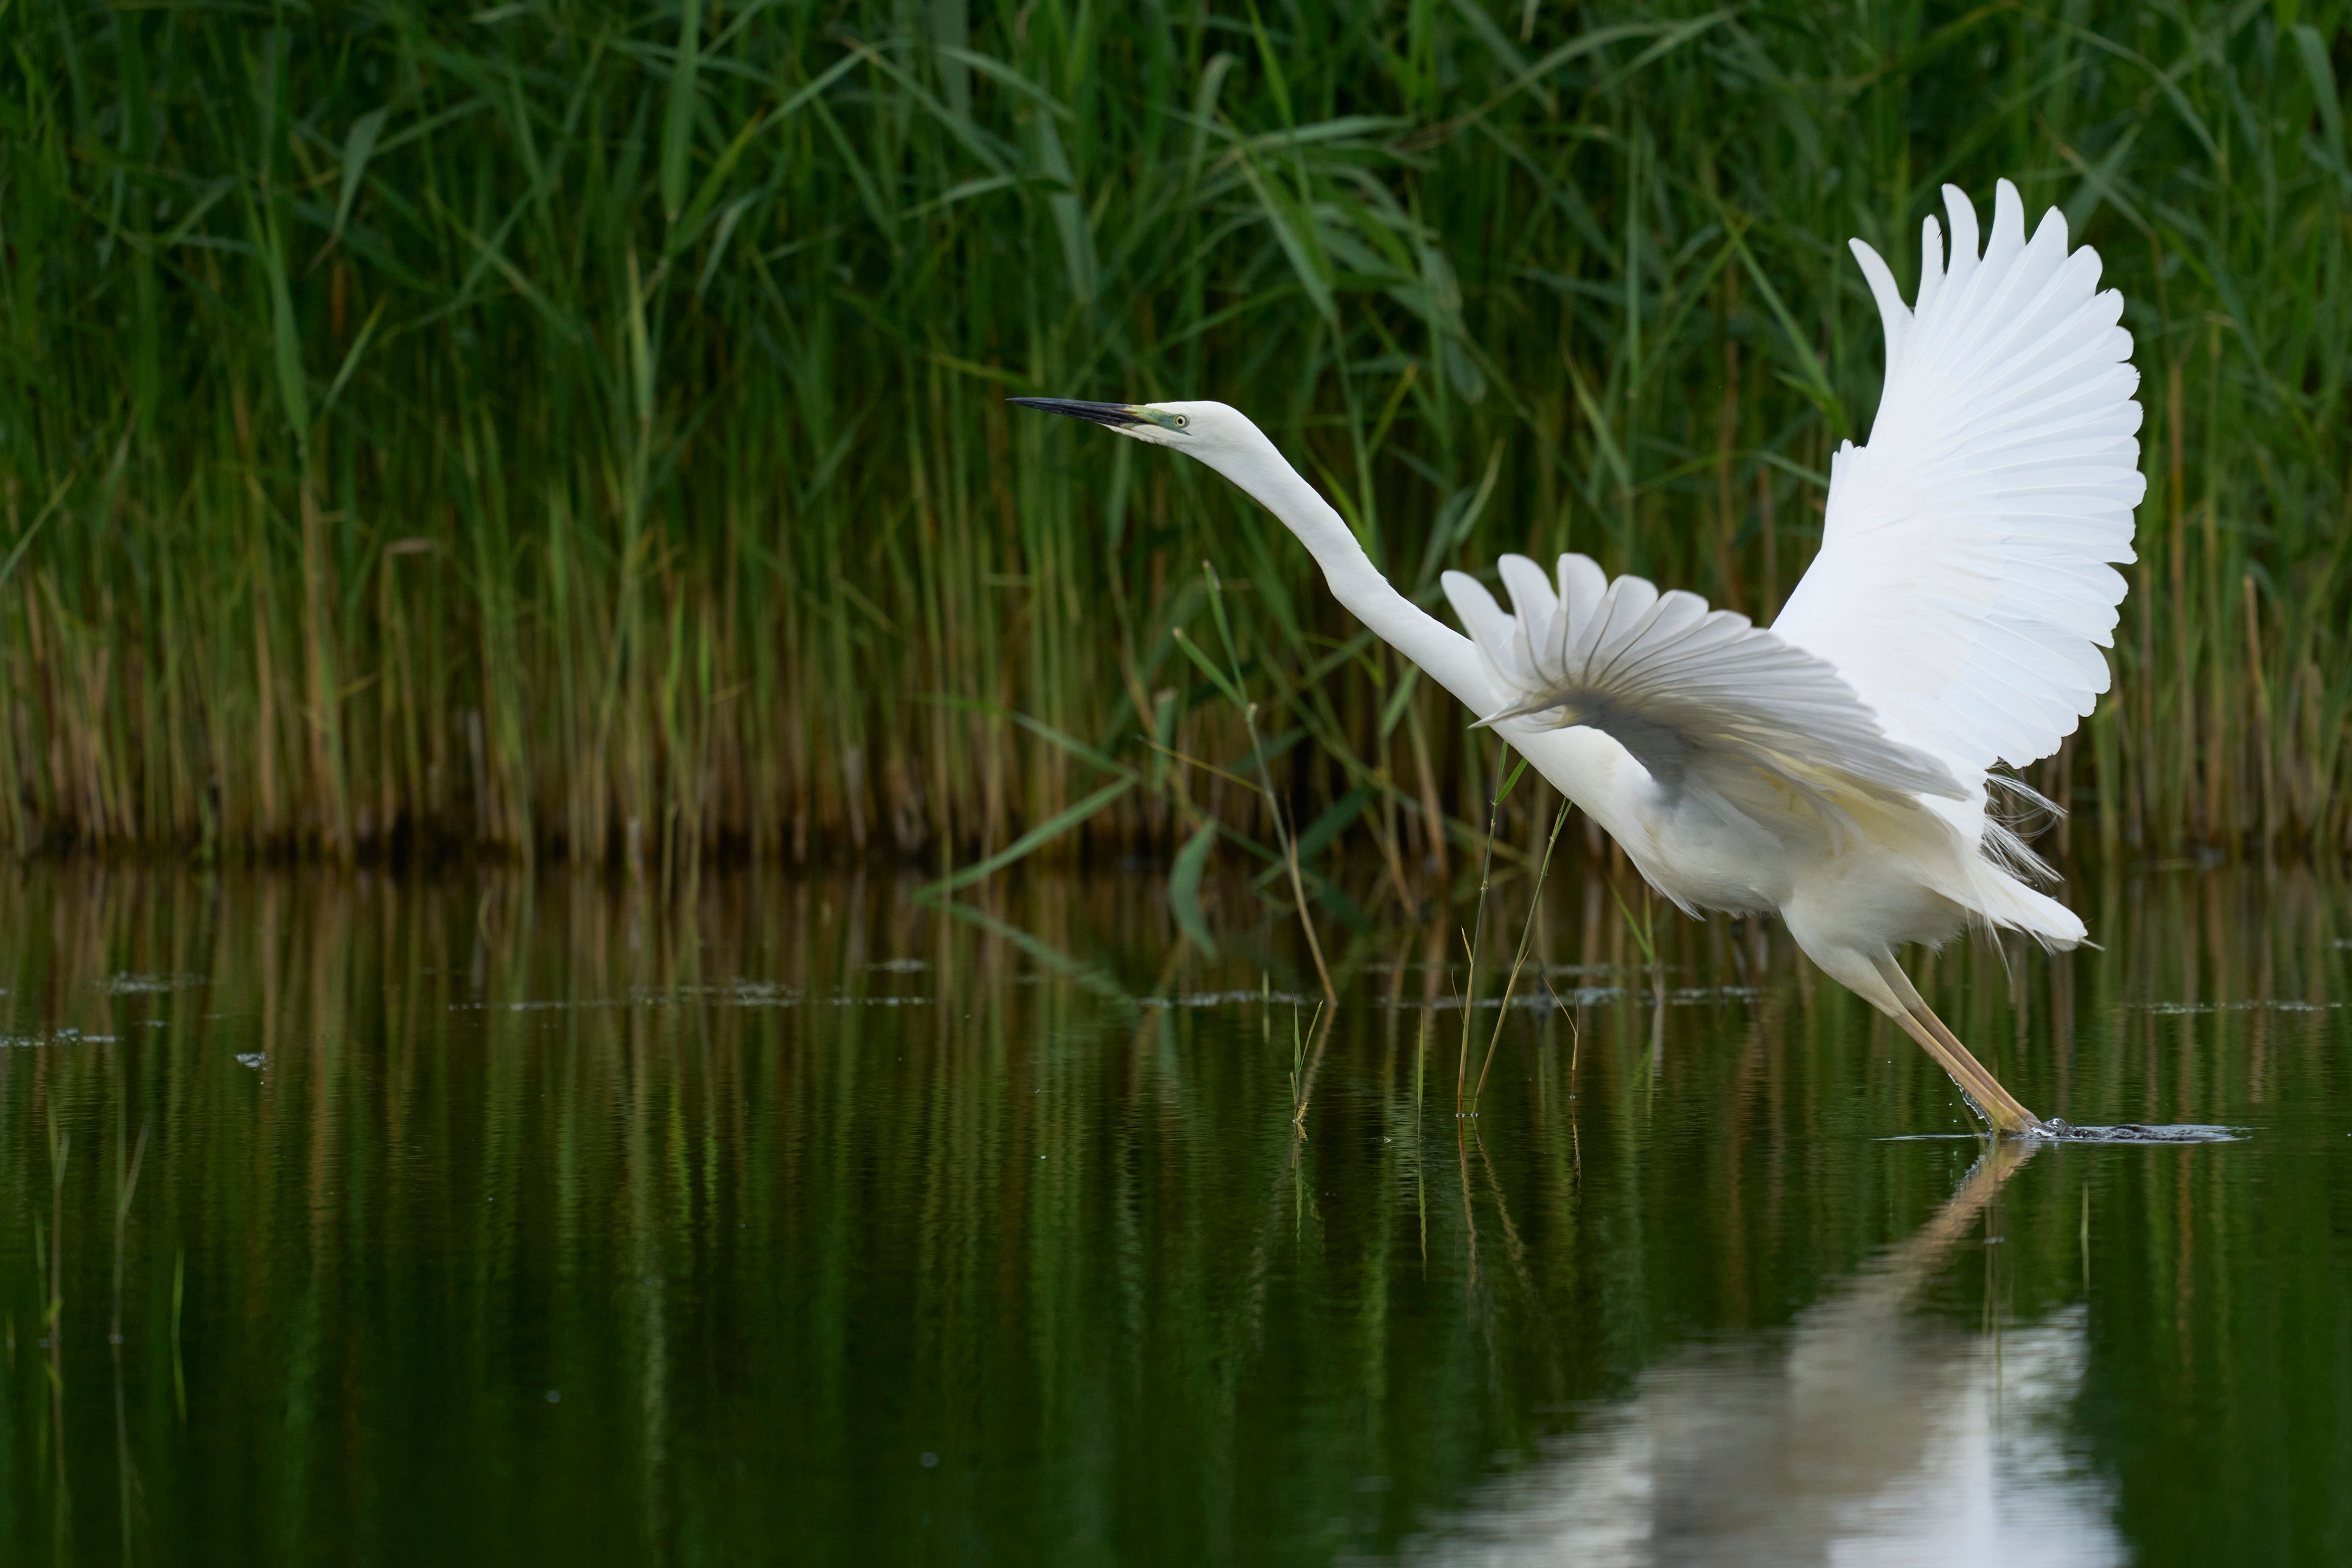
[1,864,2348,1565]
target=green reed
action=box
[1,2,2345,872]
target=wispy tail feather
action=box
[1979,772,2062,887]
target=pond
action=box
[1,863,2347,1565]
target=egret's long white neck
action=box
[1197,428,1499,715]
[1186,418,1647,849]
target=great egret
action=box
[1013,180,2143,1136]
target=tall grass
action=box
[1,1,2345,871]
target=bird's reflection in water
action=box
[1407,1141,2121,1567]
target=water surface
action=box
[1,864,2347,1564]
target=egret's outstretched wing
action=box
[1443,554,1964,811]
[1771,180,2144,783]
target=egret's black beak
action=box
[1007,397,1146,427]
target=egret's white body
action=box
[1016,181,2143,1133]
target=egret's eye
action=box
[1172,415,1189,429]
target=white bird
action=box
[1014,180,2143,1135]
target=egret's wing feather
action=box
[1442,558,1964,810]
[1771,180,2144,782]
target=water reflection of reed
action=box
[0,863,2345,1562]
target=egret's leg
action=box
[1875,959,2044,1136]
[1906,998,2043,1135]
[1886,1010,2017,1132]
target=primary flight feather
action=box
[1013,180,2143,1136]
